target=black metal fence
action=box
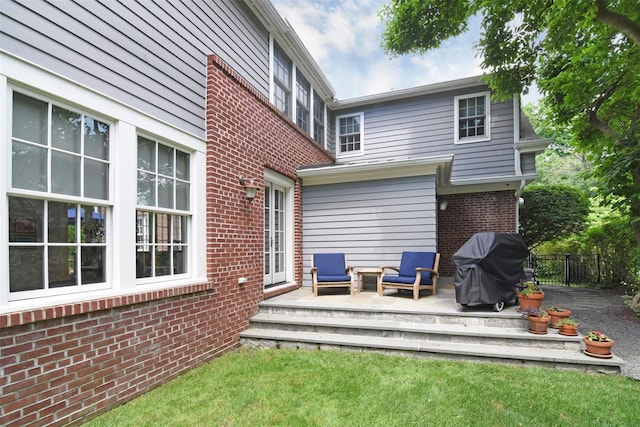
[526,254,602,286]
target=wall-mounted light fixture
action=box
[239,177,259,201]
[439,199,448,211]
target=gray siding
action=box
[0,0,270,138]
[330,87,516,181]
[302,176,437,286]
[520,153,537,175]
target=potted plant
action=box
[583,330,614,358]
[555,318,579,336]
[521,307,550,335]
[546,305,572,328]
[514,279,544,311]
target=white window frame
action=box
[1,53,206,312]
[335,112,364,158]
[454,91,491,144]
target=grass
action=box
[85,348,640,426]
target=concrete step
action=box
[247,313,583,351]
[241,291,625,374]
[240,328,624,375]
[257,298,527,328]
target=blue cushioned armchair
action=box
[378,252,440,300]
[310,253,355,296]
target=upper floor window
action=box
[136,136,191,279]
[336,113,364,157]
[273,43,292,116]
[8,90,111,295]
[454,92,491,143]
[313,91,324,145]
[296,74,310,133]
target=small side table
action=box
[356,268,383,294]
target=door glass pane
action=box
[10,247,44,291]
[84,117,109,160]
[49,201,74,243]
[85,159,109,200]
[137,137,156,172]
[51,105,81,153]
[13,92,47,145]
[137,171,156,206]
[12,141,47,191]
[48,246,75,287]
[9,196,44,243]
[81,246,105,284]
[52,151,80,196]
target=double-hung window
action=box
[336,113,364,157]
[296,74,310,133]
[273,43,292,117]
[454,92,491,143]
[136,136,190,279]
[313,91,324,145]
[8,90,110,295]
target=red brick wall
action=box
[0,54,334,426]
[437,191,517,276]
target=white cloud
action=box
[271,0,541,103]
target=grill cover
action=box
[453,232,529,305]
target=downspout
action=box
[513,97,525,233]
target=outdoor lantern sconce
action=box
[439,199,448,211]
[239,177,259,201]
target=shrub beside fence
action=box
[527,254,601,287]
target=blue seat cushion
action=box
[382,275,433,285]
[317,275,352,283]
[314,253,347,276]
[388,252,435,285]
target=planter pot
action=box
[558,324,578,336]
[548,309,571,328]
[583,337,614,359]
[517,292,545,311]
[527,315,550,335]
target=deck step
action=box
[240,328,624,374]
[240,290,625,374]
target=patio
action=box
[242,280,626,375]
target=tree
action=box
[519,184,590,248]
[379,0,640,246]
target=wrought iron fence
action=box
[526,254,602,287]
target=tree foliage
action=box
[379,0,640,245]
[520,185,590,248]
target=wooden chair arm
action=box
[380,266,399,276]
[416,267,439,276]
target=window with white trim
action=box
[313,91,324,145]
[296,74,310,133]
[454,92,491,143]
[336,113,364,157]
[8,90,110,294]
[273,43,292,117]
[136,136,190,279]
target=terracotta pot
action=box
[527,315,550,335]
[517,292,545,311]
[559,324,578,336]
[548,309,571,328]
[583,337,614,356]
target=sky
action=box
[271,0,540,104]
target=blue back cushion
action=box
[399,252,436,279]
[314,253,346,275]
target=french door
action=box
[264,182,286,286]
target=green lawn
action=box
[86,348,639,426]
